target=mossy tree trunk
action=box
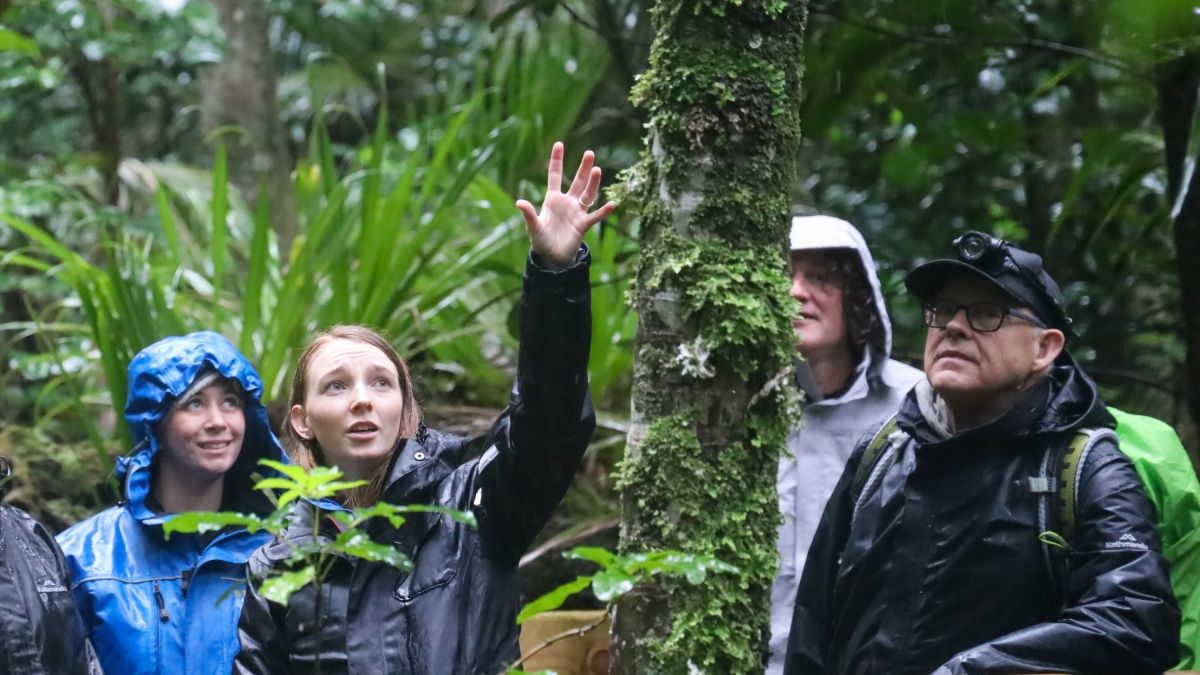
[612,0,807,672]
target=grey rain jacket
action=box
[0,500,101,675]
[767,217,923,675]
[784,355,1181,675]
[233,249,595,675]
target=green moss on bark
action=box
[613,0,808,672]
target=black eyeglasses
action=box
[923,300,1046,332]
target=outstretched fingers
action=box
[585,200,617,227]
[578,167,603,207]
[515,199,540,237]
[546,141,564,194]
[566,150,596,197]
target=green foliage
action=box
[3,105,521,449]
[259,565,317,606]
[163,458,475,606]
[0,28,39,57]
[797,0,1196,445]
[251,460,367,508]
[0,0,221,173]
[517,546,736,623]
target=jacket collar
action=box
[795,357,869,407]
[371,428,469,547]
[380,428,464,505]
[898,352,1109,449]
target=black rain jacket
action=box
[233,250,595,675]
[0,502,102,675]
[784,356,1181,675]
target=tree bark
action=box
[1158,53,1200,442]
[200,0,297,254]
[612,0,807,672]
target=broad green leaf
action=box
[259,566,316,606]
[591,568,636,602]
[340,502,408,529]
[516,576,592,625]
[306,466,349,483]
[307,479,368,501]
[332,531,411,569]
[563,546,617,568]
[253,477,301,492]
[258,459,310,483]
[163,511,271,538]
[0,28,40,57]
[388,503,478,528]
[274,489,305,509]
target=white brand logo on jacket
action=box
[1105,533,1148,551]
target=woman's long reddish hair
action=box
[284,325,422,506]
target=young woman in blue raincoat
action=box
[57,331,287,675]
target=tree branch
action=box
[505,607,612,674]
[808,4,1141,78]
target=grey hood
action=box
[789,214,905,401]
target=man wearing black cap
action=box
[783,233,1181,675]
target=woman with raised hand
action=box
[234,142,611,674]
[58,332,287,675]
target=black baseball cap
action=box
[905,231,1072,335]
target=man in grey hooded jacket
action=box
[766,215,923,674]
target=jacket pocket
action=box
[392,510,464,604]
[86,577,166,675]
[394,564,456,603]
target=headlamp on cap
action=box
[953,231,1038,289]
[946,231,1072,336]
[953,231,1007,265]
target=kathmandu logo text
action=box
[1105,533,1148,551]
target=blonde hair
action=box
[284,325,422,507]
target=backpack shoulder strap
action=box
[850,414,906,524]
[1039,426,1119,592]
[1056,426,1119,544]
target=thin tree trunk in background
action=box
[201,0,297,254]
[69,57,122,206]
[1158,52,1200,458]
[70,0,122,205]
[612,0,807,671]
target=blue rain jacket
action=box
[57,332,285,675]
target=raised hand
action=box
[516,142,617,267]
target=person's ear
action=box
[1032,328,1065,372]
[289,404,312,441]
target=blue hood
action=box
[118,331,286,522]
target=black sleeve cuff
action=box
[528,243,591,275]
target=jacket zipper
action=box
[181,568,194,598]
[153,580,170,622]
